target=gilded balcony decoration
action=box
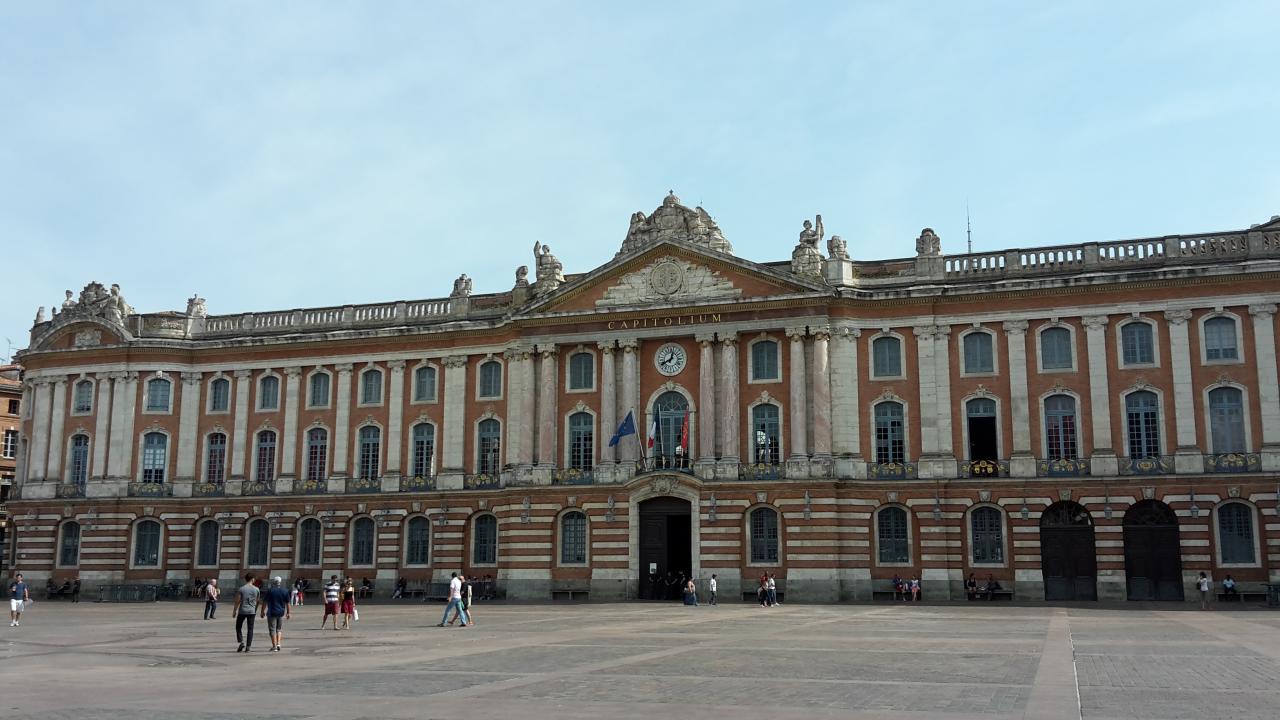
[293,478,328,495]
[868,462,917,480]
[1037,458,1091,477]
[400,475,435,492]
[192,482,225,498]
[738,463,782,481]
[127,482,172,498]
[464,474,500,490]
[552,468,595,485]
[241,480,275,496]
[961,459,1009,478]
[1119,456,1174,476]
[1203,453,1261,474]
[56,483,86,499]
[635,457,695,476]
[348,476,382,494]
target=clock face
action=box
[654,342,688,376]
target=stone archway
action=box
[627,475,701,599]
[1040,501,1097,601]
[1123,500,1184,601]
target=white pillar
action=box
[385,360,405,477]
[332,363,354,477]
[176,372,203,482]
[1082,315,1117,475]
[90,372,113,480]
[229,369,252,480]
[1164,309,1202,473]
[810,329,833,461]
[106,373,130,479]
[933,326,954,456]
[280,367,302,479]
[1249,304,1280,470]
[620,339,640,463]
[513,347,536,467]
[537,348,558,467]
[829,326,861,462]
[786,327,809,461]
[441,355,467,472]
[912,325,940,456]
[504,348,524,468]
[719,335,740,463]
[599,343,617,465]
[695,333,717,464]
[44,378,68,482]
[115,372,138,480]
[1003,320,1034,476]
[27,379,52,481]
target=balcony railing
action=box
[868,462,917,480]
[635,457,695,475]
[737,463,783,481]
[552,468,596,485]
[56,483,86,499]
[1037,457,1091,477]
[400,475,435,492]
[242,480,275,496]
[1119,455,1174,476]
[192,482,225,497]
[293,478,329,495]
[347,476,382,494]
[960,459,1010,478]
[128,482,173,498]
[1203,453,1261,474]
[464,473,501,490]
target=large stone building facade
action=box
[7,194,1280,602]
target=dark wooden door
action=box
[1041,527,1098,601]
[1122,500,1183,601]
[638,515,667,600]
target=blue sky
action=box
[2,2,1278,361]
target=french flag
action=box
[647,416,657,452]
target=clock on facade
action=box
[654,342,688,376]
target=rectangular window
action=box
[258,377,279,410]
[569,414,593,470]
[1205,318,1239,361]
[1122,323,1155,365]
[568,354,594,390]
[209,379,230,412]
[963,333,994,374]
[751,341,779,381]
[413,367,436,402]
[361,370,382,405]
[145,379,171,411]
[309,373,330,408]
[478,362,502,399]
[6,399,17,415]
[1,430,15,459]
[872,337,902,377]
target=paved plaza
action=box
[4,600,1280,719]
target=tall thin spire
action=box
[966,203,972,255]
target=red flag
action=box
[680,411,690,451]
[647,416,657,451]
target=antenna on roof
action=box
[966,203,972,255]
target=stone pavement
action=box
[4,600,1280,719]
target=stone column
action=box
[786,327,809,462]
[440,355,468,487]
[1249,304,1280,470]
[229,369,252,481]
[503,348,525,469]
[932,326,954,457]
[27,379,52,482]
[696,333,716,466]
[810,327,833,461]
[516,347,537,468]
[599,343,617,465]
[44,378,68,482]
[175,372,203,483]
[912,325,940,456]
[114,373,138,480]
[385,360,405,482]
[828,326,862,477]
[620,339,640,463]
[537,347,558,468]
[280,367,302,485]
[90,373,113,479]
[332,364,354,478]
[1082,315,1117,476]
[1164,310,1202,473]
[1003,320,1034,477]
[106,373,131,479]
[718,335,740,464]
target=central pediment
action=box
[596,256,742,308]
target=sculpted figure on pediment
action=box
[618,191,732,256]
[791,214,826,277]
[597,256,742,308]
[532,242,565,296]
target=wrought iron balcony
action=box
[1037,457,1091,477]
[634,457,695,475]
[127,482,172,498]
[293,478,329,495]
[737,463,783,481]
[347,476,382,494]
[399,475,435,492]
[242,480,275,496]
[868,462,917,480]
[552,468,596,485]
[192,482,225,497]
[56,483,86,499]
[961,459,1009,478]
[1119,455,1174,476]
[464,473,501,490]
[1203,453,1261,474]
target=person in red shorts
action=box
[340,578,357,630]
[320,575,341,631]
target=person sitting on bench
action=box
[966,573,979,600]
[983,573,1002,600]
[1222,574,1238,599]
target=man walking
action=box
[708,574,717,606]
[437,572,469,628]
[9,573,31,627]
[321,575,341,630]
[259,576,292,652]
[203,578,219,620]
[233,572,260,653]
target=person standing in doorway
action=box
[321,575,341,630]
[260,576,291,652]
[204,578,219,620]
[708,574,717,606]
[1198,572,1212,610]
[9,573,31,627]
[233,572,260,653]
[438,572,469,627]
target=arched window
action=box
[568,412,593,470]
[749,507,779,563]
[1044,395,1078,460]
[963,332,994,374]
[209,377,231,412]
[297,518,322,566]
[478,361,502,399]
[58,521,81,567]
[413,366,437,402]
[245,519,269,567]
[255,430,277,483]
[874,402,905,464]
[1204,317,1239,361]
[350,517,375,565]
[971,506,1004,564]
[196,520,220,567]
[652,390,689,464]
[1218,503,1256,565]
[568,352,594,390]
[358,426,381,479]
[877,507,909,564]
[145,377,171,411]
[405,516,430,565]
[872,336,902,377]
[258,375,280,410]
[1125,391,1160,459]
[751,404,780,465]
[1121,322,1155,365]
[473,514,498,564]
[206,433,227,483]
[67,434,89,485]
[751,340,780,381]
[560,511,587,564]
[1040,327,1073,370]
[477,419,501,475]
[133,519,162,567]
[308,372,330,408]
[141,432,167,482]
[1209,387,1246,454]
[72,380,94,413]
[306,428,328,481]
[411,423,435,477]
[361,369,383,404]
[965,398,997,464]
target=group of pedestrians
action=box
[757,573,780,606]
[320,575,359,630]
[227,573,291,653]
[436,572,473,627]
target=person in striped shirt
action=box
[320,575,341,630]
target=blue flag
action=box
[608,410,636,447]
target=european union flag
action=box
[608,410,636,447]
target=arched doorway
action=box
[650,391,690,469]
[1040,501,1097,601]
[1123,500,1184,601]
[638,495,691,600]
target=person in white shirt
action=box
[1198,572,1211,610]
[437,572,469,627]
[708,574,717,606]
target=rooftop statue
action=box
[827,234,849,261]
[48,281,137,327]
[916,228,942,257]
[532,242,565,295]
[186,294,208,318]
[514,265,529,288]
[618,191,732,256]
[451,273,473,298]
[791,214,826,277]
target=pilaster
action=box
[718,335,740,465]
[280,367,302,481]
[27,379,52,482]
[1164,309,1202,473]
[105,373,133,480]
[90,373,113,480]
[620,339,640,463]
[696,333,717,466]
[114,373,138,480]
[1249,304,1280,470]
[385,360,405,480]
[439,355,468,488]
[1003,320,1035,477]
[175,372,203,483]
[1082,315,1117,476]
[44,378,68,482]
[332,364,354,478]
[229,369,252,481]
[810,328,833,460]
[536,347,559,470]
[598,343,617,465]
[829,326,863,478]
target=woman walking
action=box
[341,578,357,629]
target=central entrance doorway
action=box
[638,495,692,600]
[1123,500,1184,601]
[1040,500,1098,601]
